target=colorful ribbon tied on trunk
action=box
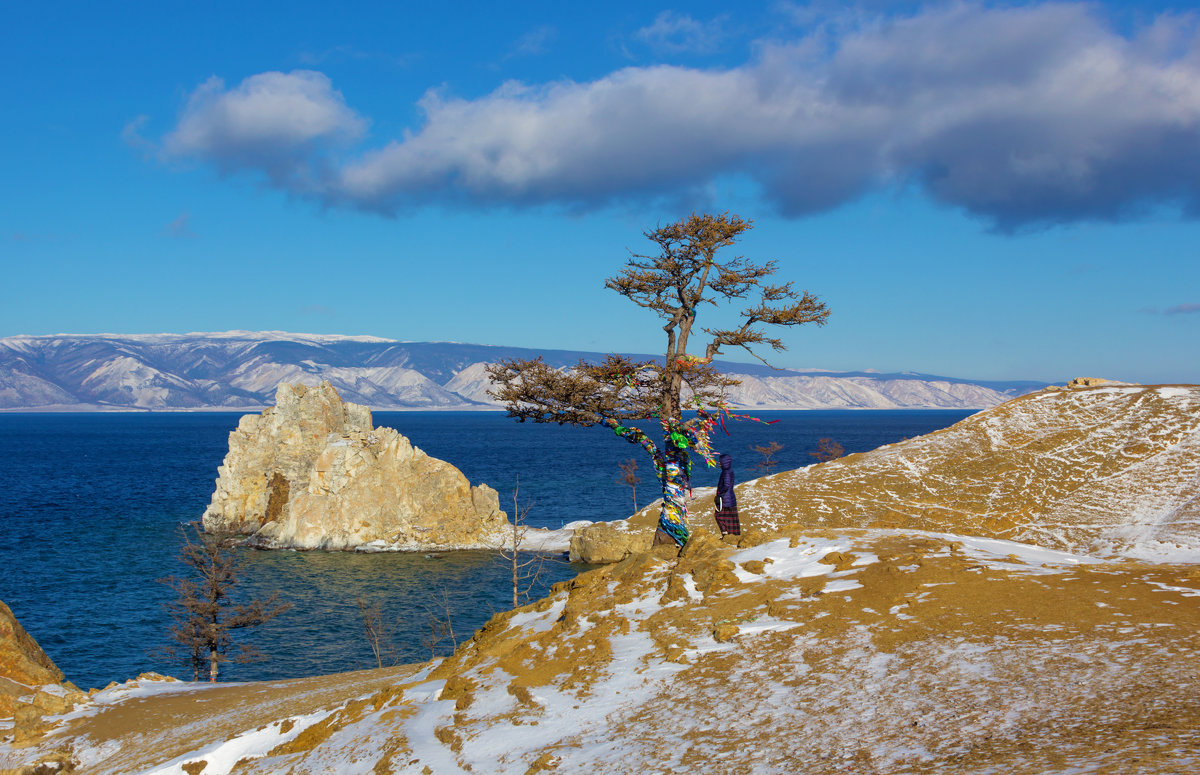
[605,401,777,548]
[657,459,690,545]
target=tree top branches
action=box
[487,212,829,427]
[487,353,735,427]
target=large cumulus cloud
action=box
[156,3,1200,227]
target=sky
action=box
[3,0,1198,384]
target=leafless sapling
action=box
[496,477,556,609]
[356,595,400,669]
[616,457,641,511]
[421,589,459,660]
[159,524,291,682]
[488,212,829,547]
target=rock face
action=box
[571,382,1200,563]
[0,598,93,750]
[0,600,65,718]
[0,601,63,690]
[202,382,509,550]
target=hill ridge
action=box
[0,330,1046,412]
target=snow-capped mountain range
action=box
[0,331,1049,411]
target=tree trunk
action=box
[657,458,691,546]
[209,649,219,682]
[511,521,520,609]
[603,418,690,546]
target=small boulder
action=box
[713,623,740,643]
[570,522,651,564]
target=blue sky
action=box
[3,1,1198,383]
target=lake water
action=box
[0,409,972,688]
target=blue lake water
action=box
[0,409,972,688]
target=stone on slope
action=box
[202,381,509,550]
[0,599,90,749]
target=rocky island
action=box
[202,381,510,551]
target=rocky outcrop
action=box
[0,601,63,692]
[571,382,1200,563]
[569,517,655,564]
[1,600,65,721]
[1067,376,1114,388]
[202,382,509,550]
[0,599,91,748]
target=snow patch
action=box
[138,707,337,775]
[1147,581,1200,597]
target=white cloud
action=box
[121,114,156,159]
[162,70,367,187]
[152,4,1200,227]
[635,11,729,54]
[335,66,768,210]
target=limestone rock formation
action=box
[1068,376,1113,388]
[202,382,509,550]
[571,382,1200,563]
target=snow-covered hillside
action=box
[0,331,1044,411]
[5,529,1199,773]
[572,382,1200,564]
[5,382,1200,773]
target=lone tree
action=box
[497,478,554,608]
[810,437,845,463]
[159,525,291,682]
[750,441,786,475]
[488,213,829,547]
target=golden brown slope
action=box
[0,600,63,695]
[573,383,1200,562]
[8,532,1199,774]
[0,599,69,724]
